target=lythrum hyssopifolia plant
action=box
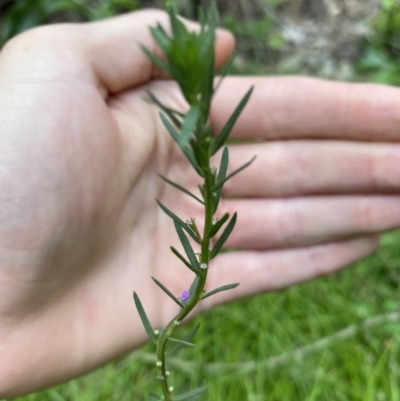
[133,4,254,400]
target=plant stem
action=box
[156,148,213,400]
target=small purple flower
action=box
[179,290,190,302]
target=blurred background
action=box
[1,0,400,82]
[1,1,400,400]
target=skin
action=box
[1,9,400,397]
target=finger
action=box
[218,195,400,249]
[1,10,234,94]
[220,141,400,197]
[211,77,400,141]
[83,10,235,93]
[202,236,378,308]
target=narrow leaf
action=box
[156,199,185,226]
[167,337,196,347]
[156,200,201,244]
[174,222,200,272]
[160,107,199,147]
[214,156,257,191]
[187,218,201,239]
[207,213,229,239]
[217,147,229,184]
[211,86,254,155]
[170,246,198,273]
[139,44,171,74]
[209,212,237,259]
[200,48,215,117]
[160,111,180,141]
[190,139,206,168]
[152,277,183,307]
[146,91,182,128]
[160,112,203,177]
[150,24,171,53]
[189,276,200,299]
[173,387,207,401]
[168,323,201,355]
[213,146,229,214]
[170,247,200,275]
[208,2,218,31]
[200,3,217,61]
[180,106,200,145]
[169,9,188,42]
[159,174,204,204]
[201,283,240,300]
[185,323,201,342]
[133,292,156,344]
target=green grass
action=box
[13,231,400,401]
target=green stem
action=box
[156,152,214,400]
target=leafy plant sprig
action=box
[133,4,254,400]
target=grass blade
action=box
[133,292,156,344]
[207,213,229,239]
[152,277,183,307]
[211,86,254,155]
[214,156,257,191]
[156,200,201,244]
[159,174,204,204]
[173,386,207,400]
[209,212,237,259]
[213,147,228,214]
[201,283,240,300]
[174,222,200,273]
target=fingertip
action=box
[362,234,380,255]
[215,27,236,69]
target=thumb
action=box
[0,9,235,95]
[82,9,235,93]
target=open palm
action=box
[2,9,400,398]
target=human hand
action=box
[0,10,234,396]
[1,9,399,397]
